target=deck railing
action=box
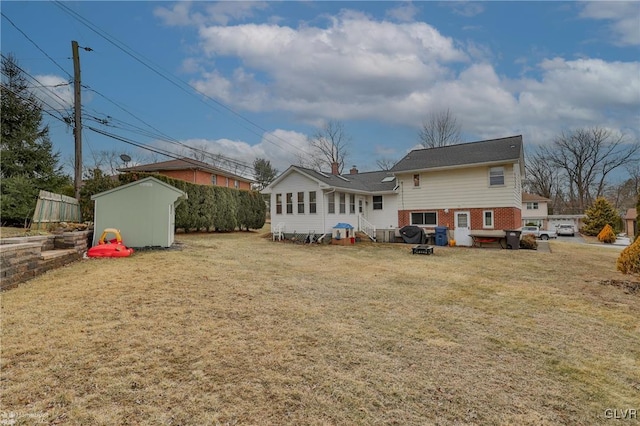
[358,215,376,241]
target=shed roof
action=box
[625,208,637,220]
[119,157,253,183]
[91,176,187,200]
[391,135,524,173]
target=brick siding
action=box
[398,207,521,230]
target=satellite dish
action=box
[120,154,131,163]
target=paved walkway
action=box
[537,240,551,252]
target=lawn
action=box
[1,230,638,425]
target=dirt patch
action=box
[599,279,640,294]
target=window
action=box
[413,174,420,187]
[489,167,505,186]
[339,193,346,214]
[526,202,539,210]
[286,193,293,214]
[234,180,239,189]
[483,210,494,228]
[211,175,217,185]
[373,196,383,210]
[276,194,282,214]
[297,192,305,214]
[349,194,356,214]
[328,193,335,214]
[225,177,229,187]
[358,199,363,213]
[309,191,317,214]
[411,212,437,226]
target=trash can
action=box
[504,229,521,250]
[435,226,448,246]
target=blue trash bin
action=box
[435,226,448,246]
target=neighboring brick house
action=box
[263,135,525,246]
[119,157,253,190]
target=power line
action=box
[85,125,253,178]
[4,5,265,177]
[1,12,73,79]
[81,86,254,172]
[1,52,72,116]
[51,0,307,156]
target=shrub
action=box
[519,234,537,250]
[597,224,616,244]
[582,197,620,236]
[617,237,640,275]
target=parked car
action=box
[521,226,557,240]
[556,224,575,237]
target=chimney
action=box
[331,162,339,175]
[349,165,358,175]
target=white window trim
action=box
[489,166,505,187]
[483,210,494,229]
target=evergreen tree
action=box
[201,187,216,232]
[582,197,621,236]
[79,168,118,221]
[253,158,278,191]
[1,54,70,225]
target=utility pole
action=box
[72,40,82,201]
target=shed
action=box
[91,177,187,248]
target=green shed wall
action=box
[92,179,183,248]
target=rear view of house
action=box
[263,135,525,246]
[390,135,524,246]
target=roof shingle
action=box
[391,135,523,172]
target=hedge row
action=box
[118,172,266,232]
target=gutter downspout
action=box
[323,187,336,235]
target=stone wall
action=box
[1,231,92,291]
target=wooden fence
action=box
[31,190,81,230]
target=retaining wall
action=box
[1,231,92,291]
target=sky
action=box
[2,1,639,179]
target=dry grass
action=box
[0,227,49,238]
[1,230,639,425]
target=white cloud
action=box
[579,2,640,46]
[192,12,467,120]
[445,2,485,18]
[153,129,311,175]
[154,1,268,27]
[162,5,639,164]
[33,74,74,110]
[385,2,419,23]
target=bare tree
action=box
[376,158,397,170]
[418,108,462,148]
[524,146,564,214]
[81,149,139,176]
[545,128,640,211]
[304,119,351,173]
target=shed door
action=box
[454,211,472,247]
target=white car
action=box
[556,224,575,237]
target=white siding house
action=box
[263,135,526,245]
[263,167,398,240]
